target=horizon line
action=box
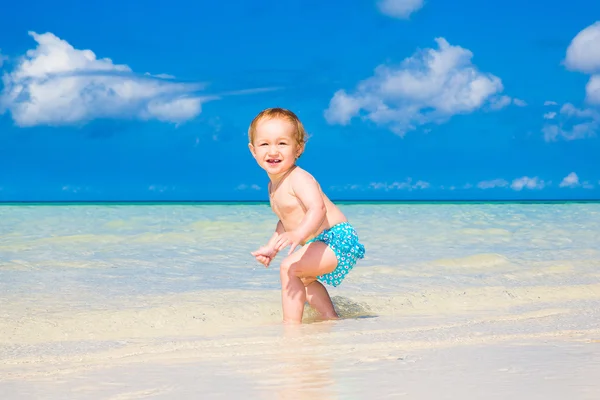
[1,199,599,205]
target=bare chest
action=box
[270,189,304,221]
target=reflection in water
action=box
[256,322,338,399]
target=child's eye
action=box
[279,142,287,145]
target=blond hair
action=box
[248,108,309,148]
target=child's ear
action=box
[248,143,256,157]
[296,143,305,158]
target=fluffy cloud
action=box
[565,21,600,74]
[477,179,509,189]
[559,172,594,189]
[489,95,511,110]
[559,172,580,188]
[490,96,527,110]
[511,176,546,191]
[324,38,508,136]
[544,100,558,106]
[586,75,600,104]
[478,177,553,191]
[564,21,600,105]
[542,103,599,142]
[369,178,430,190]
[377,0,424,19]
[543,112,556,120]
[0,32,210,127]
[332,176,595,192]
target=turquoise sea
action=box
[1,202,600,399]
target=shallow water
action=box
[1,203,599,398]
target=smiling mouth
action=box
[267,159,282,165]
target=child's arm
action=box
[265,220,286,251]
[251,220,285,265]
[274,172,326,254]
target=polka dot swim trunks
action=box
[305,222,365,287]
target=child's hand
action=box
[252,245,276,258]
[255,254,272,267]
[274,231,304,255]
[251,246,277,267]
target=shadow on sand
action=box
[302,295,378,323]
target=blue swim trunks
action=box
[305,222,365,287]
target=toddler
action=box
[248,107,365,324]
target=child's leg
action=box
[304,279,338,320]
[279,241,338,324]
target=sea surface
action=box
[1,202,600,399]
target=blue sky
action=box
[1,0,599,201]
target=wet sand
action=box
[2,286,600,399]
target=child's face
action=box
[248,117,303,177]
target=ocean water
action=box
[1,202,600,399]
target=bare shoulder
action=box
[288,166,319,188]
[288,167,325,208]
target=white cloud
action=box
[511,176,546,191]
[543,112,557,120]
[489,96,526,110]
[145,72,175,80]
[559,172,595,189]
[0,32,212,127]
[544,100,558,106]
[329,184,361,191]
[144,97,204,123]
[561,103,599,118]
[542,103,599,141]
[236,184,261,191]
[559,172,580,188]
[586,74,600,104]
[564,22,600,105]
[325,94,363,125]
[477,179,509,189]
[377,0,424,19]
[324,38,507,136]
[542,124,593,142]
[565,21,600,74]
[370,178,430,191]
[489,95,511,110]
